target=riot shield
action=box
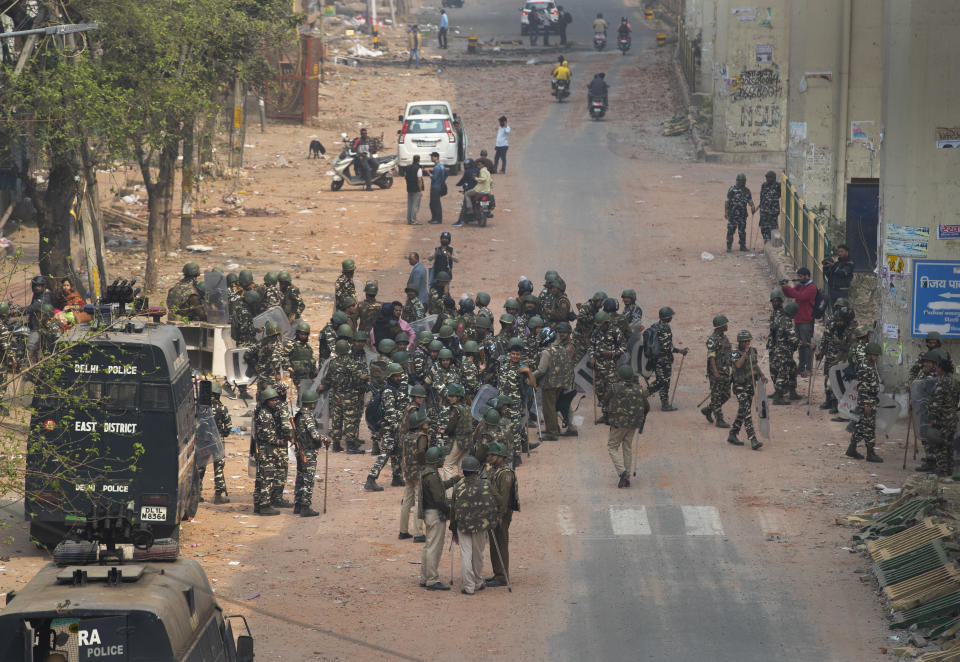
[254,306,292,341]
[754,378,770,440]
[308,357,333,433]
[409,314,438,337]
[471,384,498,421]
[876,393,902,433]
[364,345,378,366]
[195,407,225,465]
[574,355,594,394]
[224,348,257,386]
[829,363,860,421]
[203,271,230,324]
[910,378,937,443]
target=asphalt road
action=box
[457,3,832,660]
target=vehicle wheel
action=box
[331,179,344,191]
[183,464,201,520]
[479,213,487,227]
[376,176,394,189]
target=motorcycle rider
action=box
[458,158,492,226]
[588,72,609,111]
[617,17,632,47]
[552,59,572,97]
[456,158,478,192]
[351,127,377,190]
[593,12,607,35]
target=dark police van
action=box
[25,321,202,548]
[0,557,255,662]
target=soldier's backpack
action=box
[812,287,827,320]
[642,322,662,361]
[365,386,386,432]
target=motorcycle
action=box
[589,97,606,120]
[593,32,606,51]
[618,34,630,55]
[457,188,495,227]
[555,78,570,102]
[330,133,397,191]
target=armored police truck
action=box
[0,557,255,662]
[25,321,202,548]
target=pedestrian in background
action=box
[758,170,781,243]
[781,267,816,376]
[407,252,429,305]
[426,151,447,224]
[494,116,510,174]
[724,173,756,252]
[558,5,572,44]
[438,10,449,49]
[822,244,854,304]
[407,25,421,68]
[405,154,423,225]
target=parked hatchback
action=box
[397,114,467,174]
[520,0,559,34]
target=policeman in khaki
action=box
[398,409,429,541]
[449,456,499,595]
[604,364,649,488]
[418,447,462,591]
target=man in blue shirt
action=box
[439,10,449,49]
[427,151,447,225]
[407,252,429,305]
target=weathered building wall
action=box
[711,0,789,154]
[878,0,960,384]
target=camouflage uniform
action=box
[411,346,431,385]
[441,402,475,480]
[253,402,293,508]
[646,322,679,408]
[929,374,960,477]
[591,324,626,419]
[318,323,338,362]
[620,303,643,333]
[357,297,381,336]
[535,337,576,436]
[605,379,648,477]
[725,184,753,248]
[334,274,356,312]
[288,337,318,384]
[820,318,854,405]
[428,286,450,316]
[399,428,428,536]
[228,289,243,319]
[705,330,732,420]
[402,296,426,323]
[261,284,283,310]
[758,180,781,242]
[250,335,292,399]
[166,278,205,321]
[488,461,519,585]
[449,473,499,594]
[457,312,479,343]
[544,292,571,325]
[537,288,555,318]
[293,406,324,507]
[729,346,762,444]
[496,358,527,461]
[368,380,406,481]
[461,356,482,401]
[428,362,461,394]
[37,318,61,357]
[575,301,599,338]
[909,348,953,382]
[231,302,258,347]
[281,284,306,320]
[322,354,366,451]
[850,356,879,455]
[771,315,798,396]
[199,398,231,497]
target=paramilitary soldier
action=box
[771,301,801,405]
[357,281,381,335]
[701,314,732,428]
[646,307,689,412]
[590,310,626,424]
[166,262,206,321]
[288,322,318,396]
[909,332,953,381]
[846,342,883,463]
[817,298,856,413]
[728,330,766,451]
[335,259,358,313]
[249,321,291,401]
[534,322,577,439]
[278,271,305,323]
[449,456,499,595]
[485,442,518,588]
[320,339,368,453]
[758,170,781,244]
[605,364,649,488]
[419,446,462,591]
[441,383,475,482]
[364,362,408,491]
[198,382,232,504]
[293,390,329,517]
[260,272,283,310]
[928,358,960,477]
[399,409,429,541]
[724,173,756,252]
[253,387,293,516]
[231,289,261,348]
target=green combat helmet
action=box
[264,321,280,337]
[226,273,239,287]
[243,290,261,306]
[659,306,675,319]
[385,362,403,377]
[263,272,278,286]
[783,301,799,317]
[488,442,509,458]
[410,384,427,398]
[461,456,480,473]
[364,281,379,296]
[378,338,397,355]
[865,342,882,356]
[500,313,515,325]
[429,340,443,352]
[594,311,610,323]
[278,271,292,283]
[737,330,753,343]
[296,321,310,334]
[258,387,279,402]
[622,289,636,301]
[417,330,433,345]
[337,323,354,339]
[301,390,320,405]
[447,383,465,397]
[713,315,728,328]
[238,269,254,287]
[462,341,480,354]
[392,350,409,364]
[183,262,200,277]
[342,259,355,272]
[335,339,350,355]
[438,325,454,338]
[435,271,451,283]
[408,409,428,430]
[331,311,348,325]
[770,289,783,301]
[425,446,444,465]
[476,292,491,306]
[617,364,634,381]
[483,408,501,425]
[438,348,454,360]
[853,324,870,338]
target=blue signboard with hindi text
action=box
[912,260,960,338]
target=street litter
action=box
[701,251,715,261]
[185,244,213,252]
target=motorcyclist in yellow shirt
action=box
[552,58,572,97]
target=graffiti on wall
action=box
[733,69,782,100]
[740,104,782,128]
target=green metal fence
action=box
[677,19,697,92]
[780,177,833,291]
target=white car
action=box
[520,0,559,35]
[397,101,468,174]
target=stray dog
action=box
[308,140,326,158]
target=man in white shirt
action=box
[494,116,510,174]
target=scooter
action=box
[593,32,606,51]
[589,97,606,120]
[330,133,397,191]
[555,78,570,102]
[457,188,495,227]
[618,35,630,55]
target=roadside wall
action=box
[878,0,960,384]
[710,0,789,154]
